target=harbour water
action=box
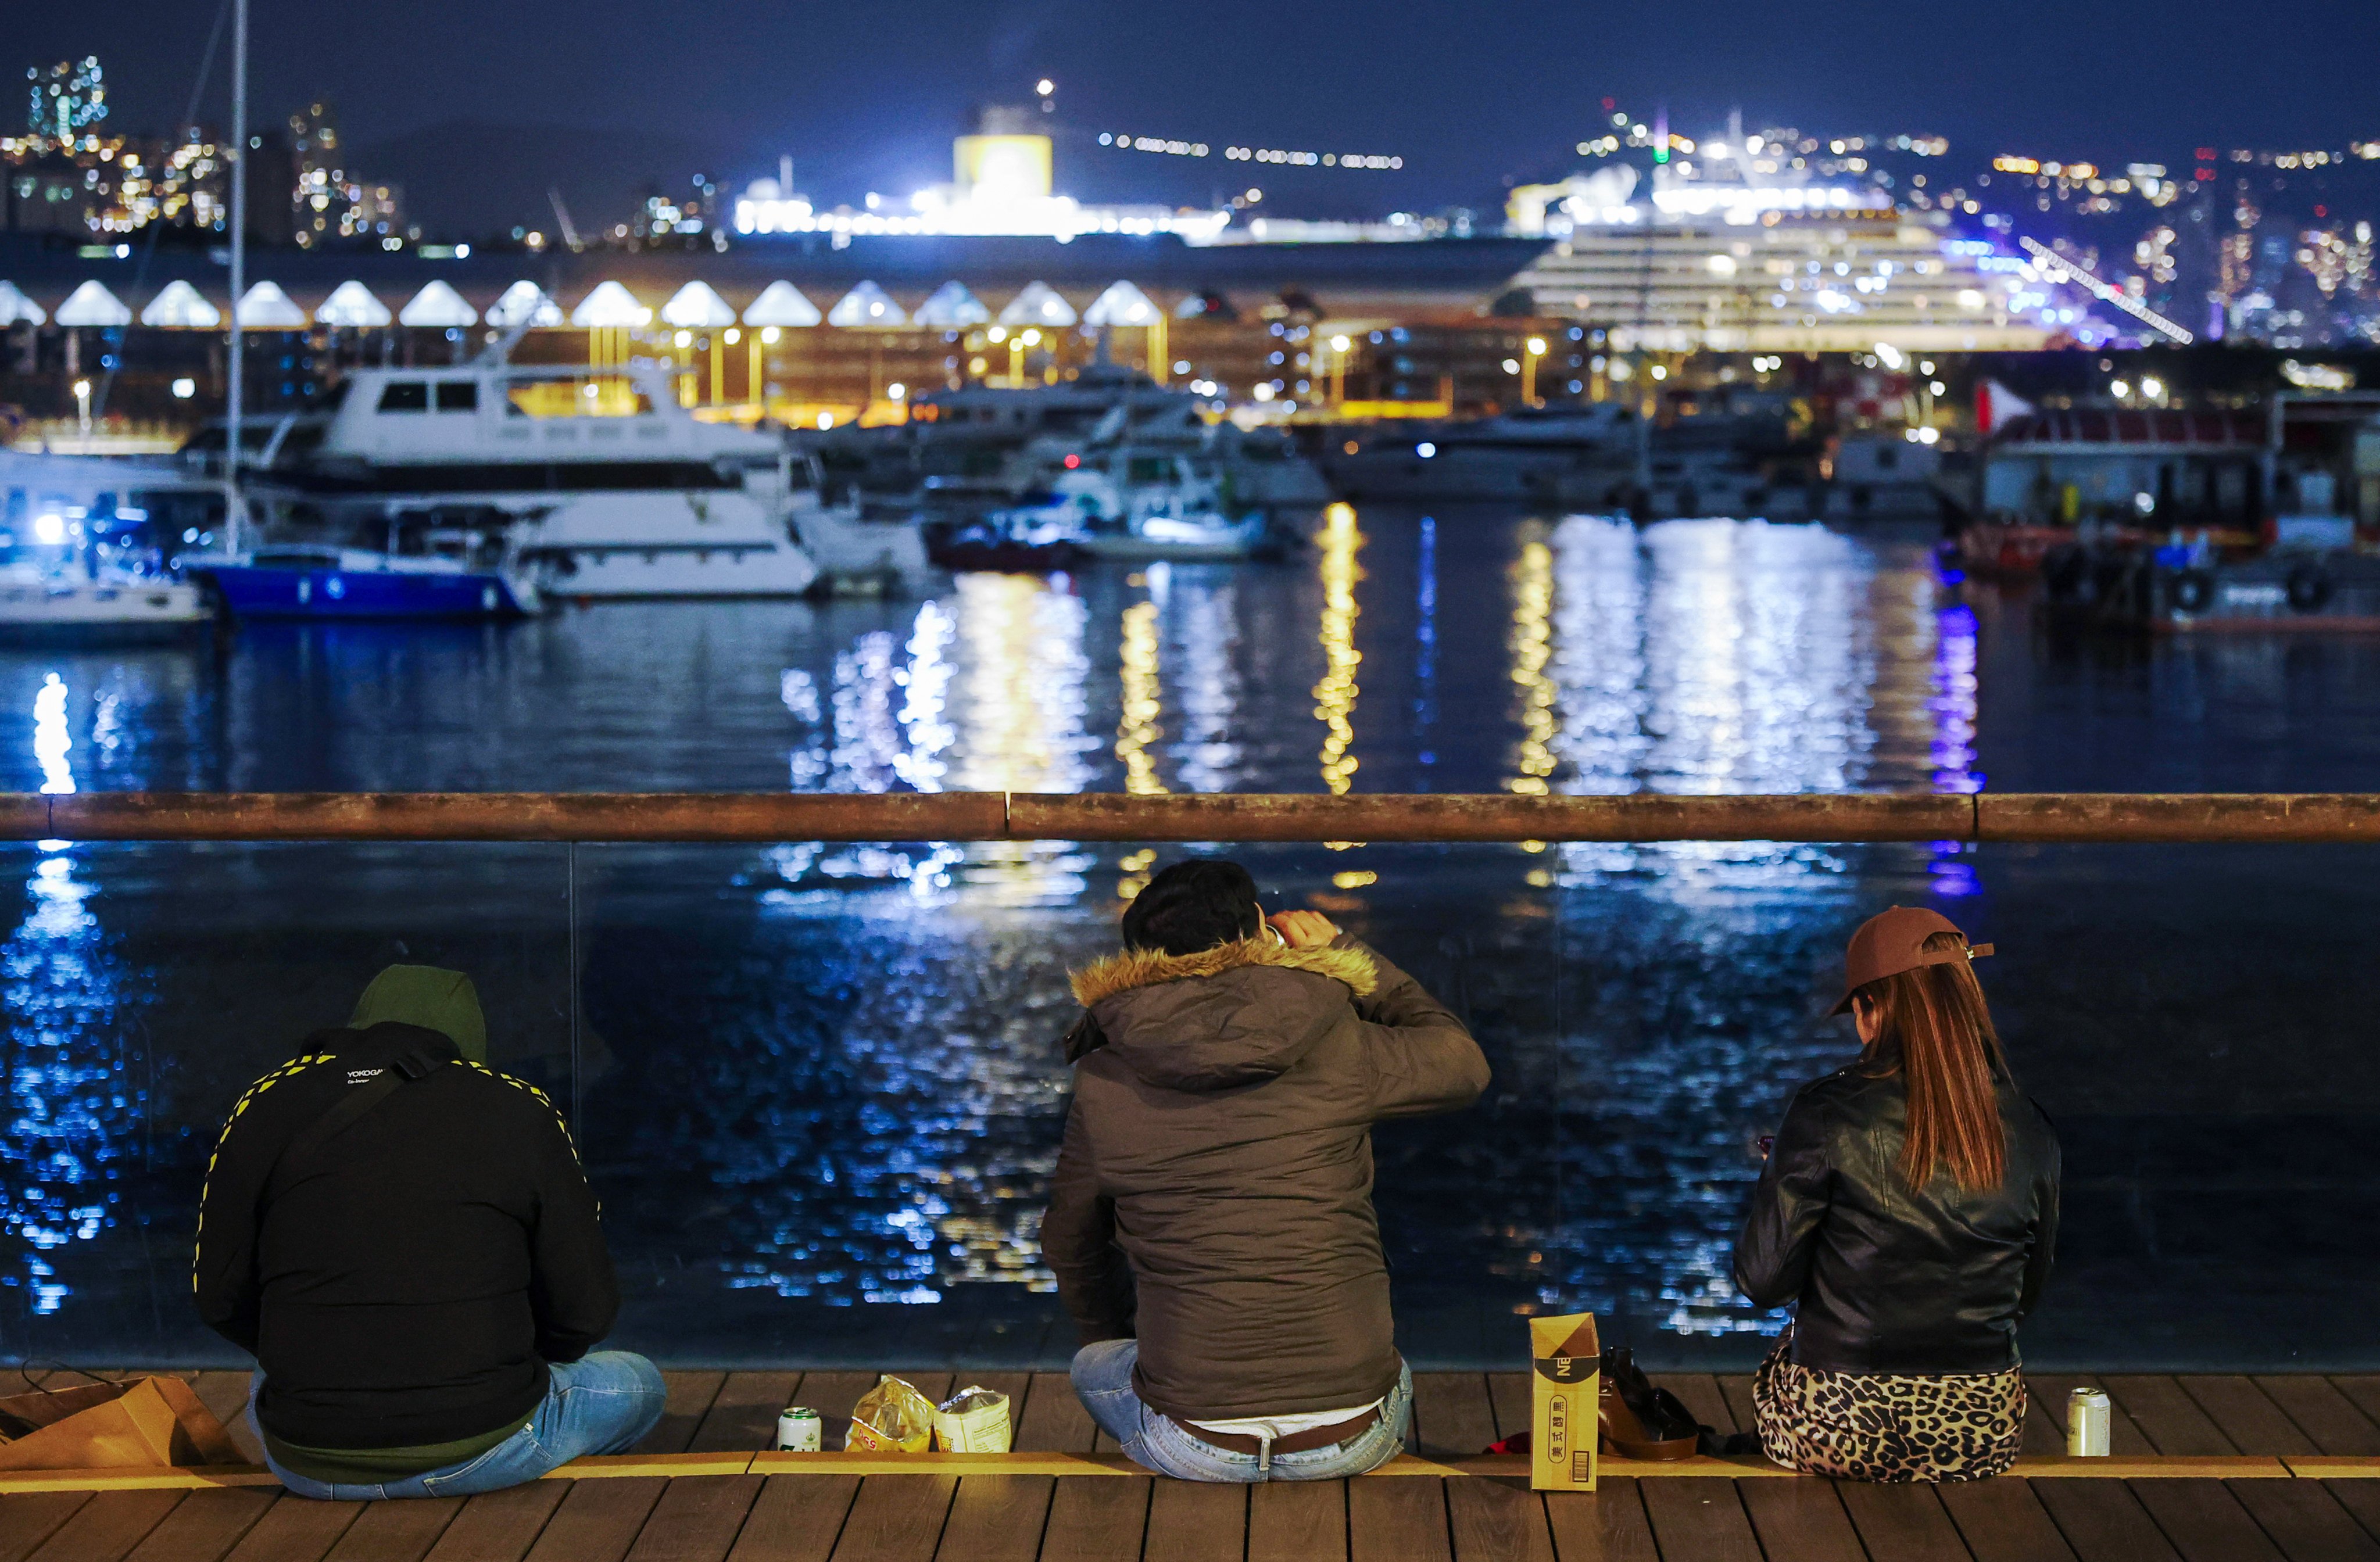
[3,506,2379,1371]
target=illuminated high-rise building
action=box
[26,58,106,143]
[287,98,399,246]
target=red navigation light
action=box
[1063,452,1081,468]
[2195,148,2216,161]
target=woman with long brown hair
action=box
[1733,907,2061,1482]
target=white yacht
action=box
[986,452,1277,562]
[192,363,838,599]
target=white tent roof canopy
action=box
[139,280,219,329]
[914,281,991,328]
[235,281,307,329]
[659,281,737,329]
[569,280,651,328]
[54,280,133,328]
[742,281,822,327]
[999,281,1078,327]
[1083,281,1158,327]
[398,280,478,328]
[0,282,46,326]
[488,281,563,328]
[827,281,907,328]
[315,280,392,328]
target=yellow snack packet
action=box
[844,1374,935,1453]
[933,1385,1012,1452]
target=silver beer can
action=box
[776,1406,823,1452]
[2067,1388,2111,1457]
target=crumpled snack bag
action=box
[933,1385,1013,1452]
[845,1374,935,1453]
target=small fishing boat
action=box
[924,515,1083,574]
[190,539,539,620]
[0,568,212,644]
[982,453,1283,563]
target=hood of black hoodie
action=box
[1066,936,1378,1093]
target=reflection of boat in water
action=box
[191,538,539,619]
[980,453,1285,563]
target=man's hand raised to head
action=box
[1268,910,1342,950]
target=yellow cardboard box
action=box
[1529,1312,1599,1492]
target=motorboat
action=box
[1324,404,1643,501]
[0,568,211,643]
[188,531,539,620]
[0,450,218,641]
[981,452,1282,563]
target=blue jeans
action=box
[1071,1339,1412,1482]
[252,1352,667,1500]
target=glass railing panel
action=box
[0,840,572,1365]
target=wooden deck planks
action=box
[2029,1481,2185,1562]
[0,1495,91,1562]
[689,1376,806,1456]
[721,1476,860,1562]
[1716,1376,1758,1438]
[1838,1484,1974,1562]
[217,1497,363,1562]
[1411,1375,1498,1461]
[2124,1480,2288,1562]
[931,1477,1052,1562]
[1542,1482,1662,1562]
[1445,1478,1554,1562]
[2256,1381,2380,1457]
[1033,1478,1150,1562]
[419,1483,569,1562]
[2222,1481,2380,1562]
[120,1489,278,1562]
[2180,1381,2318,1458]
[21,1488,182,1562]
[620,1475,766,1562]
[1736,1481,1866,1562]
[825,1475,955,1562]
[639,1375,728,1457]
[1011,1376,1096,1456]
[1937,1479,2080,1562]
[1138,1481,1243,1562]
[2103,1379,2241,1457]
[520,1477,667,1562]
[318,1497,462,1562]
[1348,1478,1450,1562]
[1637,1479,1763,1562]
[1245,1481,1345,1562]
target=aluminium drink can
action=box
[2067,1388,2111,1457]
[775,1406,823,1452]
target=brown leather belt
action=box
[1165,1406,1384,1456]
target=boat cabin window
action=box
[435,382,478,413]
[1126,456,1175,484]
[377,382,430,413]
[505,378,654,418]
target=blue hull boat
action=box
[192,547,539,620]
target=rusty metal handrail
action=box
[3,792,2380,844]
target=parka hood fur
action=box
[1065,936,1379,1092]
[1069,936,1377,1008]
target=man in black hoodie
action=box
[196,965,663,1499]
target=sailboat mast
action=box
[224,0,247,551]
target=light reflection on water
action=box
[5,675,137,1321]
[0,511,2253,1360]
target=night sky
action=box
[16,0,2379,230]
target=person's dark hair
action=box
[1120,859,1262,955]
[1853,929,2009,1191]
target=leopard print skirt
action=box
[1752,1327,2025,1483]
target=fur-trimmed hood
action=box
[1064,936,1378,1091]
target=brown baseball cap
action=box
[1830,906,1994,1015]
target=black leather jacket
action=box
[1733,1056,2060,1375]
